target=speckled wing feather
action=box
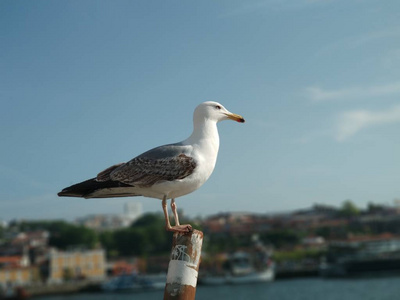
[96,163,125,182]
[106,154,196,187]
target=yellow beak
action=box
[226,112,245,123]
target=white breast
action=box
[142,113,221,200]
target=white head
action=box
[193,101,245,124]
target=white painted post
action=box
[164,230,203,300]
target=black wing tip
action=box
[57,177,134,199]
[57,189,85,198]
[57,178,97,198]
[57,190,75,197]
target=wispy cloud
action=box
[347,28,400,49]
[335,105,400,141]
[306,81,400,102]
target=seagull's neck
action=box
[185,119,220,154]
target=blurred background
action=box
[1,1,400,299]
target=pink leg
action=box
[161,196,192,233]
[162,196,172,230]
[171,199,180,225]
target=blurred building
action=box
[0,231,48,286]
[0,266,38,286]
[47,249,106,283]
[75,214,128,231]
[75,202,142,231]
[0,255,35,287]
[0,220,7,228]
[124,202,142,223]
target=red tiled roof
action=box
[0,256,22,263]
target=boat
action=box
[199,251,275,285]
[320,234,400,277]
[101,273,165,292]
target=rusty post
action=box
[164,230,203,300]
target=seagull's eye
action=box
[215,105,221,110]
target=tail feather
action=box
[58,178,135,198]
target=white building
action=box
[124,202,142,224]
[75,202,143,230]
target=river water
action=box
[37,276,400,300]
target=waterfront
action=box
[35,276,400,300]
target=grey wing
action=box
[109,153,196,187]
[96,163,125,182]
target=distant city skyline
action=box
[1,1,399,221]
[2,198,400,224]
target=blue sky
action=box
[1,0,400,221]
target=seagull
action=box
[58,101,245,233]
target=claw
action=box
[166,224,193,233]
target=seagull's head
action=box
[194,101,245,124]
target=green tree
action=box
[99,231,116,256]
[15,220,98,249]
[205,234,245,253]
[315,226,332,239]
[113,228,148,256]
[367,202,386,213]
[50,224,98,249]
[131,213,172,254]
[260,229,302,248]
[132,213,165,228]
[339,200,360,218]
[0,224,4,240]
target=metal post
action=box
[164,230,203,300]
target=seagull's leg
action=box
[170,198,192,232]
[162,196,173,231]
[171,199,180,226]
[162,196,192,233]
